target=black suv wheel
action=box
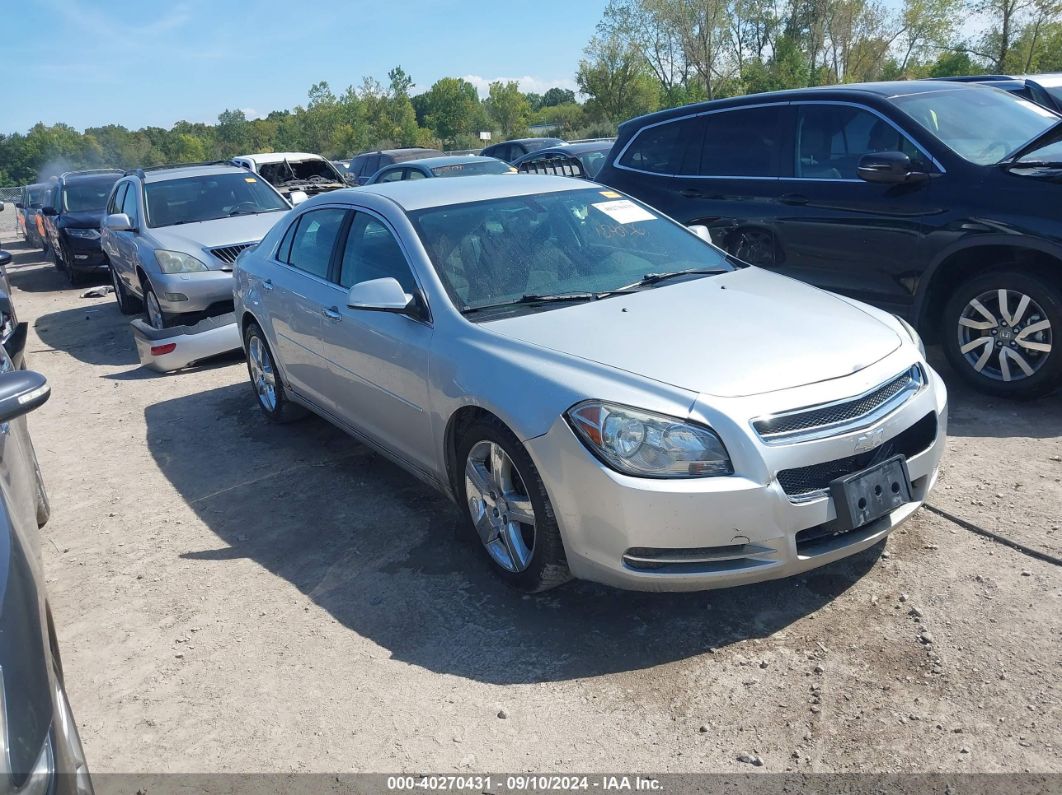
[942,269,1061,399]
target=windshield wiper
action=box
[461,292,598,315]
[611,267,729,293]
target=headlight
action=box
[155,250,208,274]
[896,316,926,357]
[567,401,733,478]
[64,228,99,240]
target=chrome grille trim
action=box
[209,242,256,265]
[752,365,925,445]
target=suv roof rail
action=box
[124,160,236,178]
[58,168,124,179]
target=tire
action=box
[66,265,84,287]
[52,245,66,272]
[243,321,306,423]
[456,416,570,592]
[941,269,1062,399]
[111,264,143,315]
[142,281,169,329]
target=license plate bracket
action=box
[829,455,912,532]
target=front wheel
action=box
[142,281,169,329]
[111,264,143,315]
[457,417,570,592]
[942,269,1061,399]
[243,321,306,422]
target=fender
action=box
[913,231,1062,330]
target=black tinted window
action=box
[619,116,702,175]
[697,106,785,177]
[338,214,415,291]
[796,105,925,179]
[287,208,347,279]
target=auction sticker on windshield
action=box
[592,199,656,224]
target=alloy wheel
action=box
[957,288,1053,382]
[247,335,278,412]
[464,440,537,573]
[145,290,165,330]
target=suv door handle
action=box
[780,193,809,206]
[262,278,273,291]
[323,306,342,321]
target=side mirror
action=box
[857,152,928,184]
[688,224,712,242]
[347,277,415,313]
[104,213,134,232]
[0,370,50,423]
[14,202,23,210]
[41,206,58,216]
[0,251,11,268]
[289,190,309,206]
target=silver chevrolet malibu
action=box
[233,175,947,592]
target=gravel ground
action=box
[0,223,1059,780]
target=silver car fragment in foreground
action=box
[234,175,947,592]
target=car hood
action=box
[483,268,902,398]
[151,211,287,255]
[59,210,105,229]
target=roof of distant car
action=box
[357,147,443,158]
[1028,73,1062,87]
[354,173,589,211]
[397,154,505,169]
[140,163,249,183]
[492,137,566,146]
[59,169,123,183]
[528,141,614,156]
[238,152,328,164]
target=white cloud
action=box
[241,108,263,120]
[461,75,580,99]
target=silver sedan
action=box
[233,175,947,592]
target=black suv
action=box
[42,170,122,285]
[597,80,1062,398]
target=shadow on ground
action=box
[146,381,884,685]
[1,240,109,294]
[926,347,1062,440]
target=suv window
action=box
[338,214,415,291]
[121,183,140,226]
[286,208,347,279]
[108,182,128,215]
[619,116,703,175]
[697,106,785,177]
[795,104,926,179]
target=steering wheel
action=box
[229,201,260,214]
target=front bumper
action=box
[60,235,107,271]
[151,270,234,315]
[525,359,948,592]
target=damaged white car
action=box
[232,152,350,203]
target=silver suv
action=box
[101,162,292,328]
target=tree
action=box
[215,108,250,155]
[423,77,481,144]
[486,80,531,138]
[542,87,577,107]
[578,34,661,122]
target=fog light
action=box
[164,293,188,302]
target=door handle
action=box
[680,188,705,199]
[323,306,342,321]
[262,278,273,291]
[780,193,809,206]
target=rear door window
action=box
[697,106,786,177]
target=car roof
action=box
[396,155,502,169]
[353,173,589,211]
[238,152,325,164]
[140,163,250,183]
[493,137,565,146]
[530,142,614,156]
[1027,73,1062,88]
[358,148,442,158]
[620,80,993,130]
[60,170,123,183]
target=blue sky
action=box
[5,0,607,134]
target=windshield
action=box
[144,172,289,227]
[258,158,343,186]
[430,160,514,177]
[889,87,1060,165]
[62,178,118,212]
[410,188,734,314]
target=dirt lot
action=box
[1,216,1059,779]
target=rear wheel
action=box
[111,264,142,315]
[456,417,570,592]
[244,321,306,422]
[942,269,1061,399]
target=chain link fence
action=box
[0,187,24,204]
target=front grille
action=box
[209,243,255,264]
[754,366,924,444]
[777,412,937,500]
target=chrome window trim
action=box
[752,365,926,445]
[613,98,946,180]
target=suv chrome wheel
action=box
[957,288,1052,382]
[145,289,165,330]
[247,334,277,412]
[464,440,537,573]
